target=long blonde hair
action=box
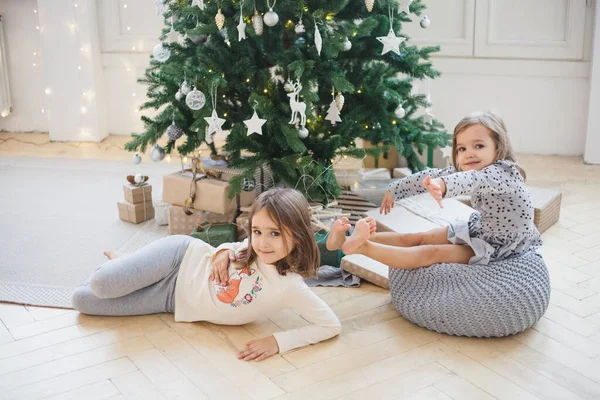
[245,188,320,278]
[452,110,526,180]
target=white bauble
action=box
[152,43,170,62]
[263,8,279,27]
[180,80,191,95]
[175,91,183,101]
[298,126,309,139]
[295,20,305,34]
[167,123,184,140]
[150,144,166,162]
[134,173,144,184]
[420,16,431,29]
[132,152,142,164]
[394,105,406,118]
[343,38,352,51]
[186,87,206,110]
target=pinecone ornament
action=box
[167,123,184,140]
[335,93,345,111]
[365,0,374,12]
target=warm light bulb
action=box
[132,93,136,97]
[74,3,78,7]
[124,4,128,8]
[166,155,171,163]
[246,78,250,82]
[80,106,87,114]
[263,89,267,93]
[77,65,81,70]
[45,88,51,95]
[183,156,188,163]
[127,26,131,31]
[1,110,9,117]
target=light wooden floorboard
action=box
[2,135,600,399]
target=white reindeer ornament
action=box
[287,79,307,127]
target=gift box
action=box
[362,141,398,170]
[363,193,476,234]
[341,254,389,289]
[123,183,152,204]
[154,201,169,226]
[392,167,413,179]
[191,223,237,247]
[168,205,235,235]
[529,186,562,233]
[208,163,273,207]
[117,200,155,224]
[162,171,237,215]
[334,168,391,188]
[349,179,396,206]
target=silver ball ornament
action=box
[241,178,255,192]
[189,34,207,44]
[343,38,352,51]
[394,106,406,118]
[152,43,170,62]
[420,16,431,29]
[263,8,279,27]
[132,152,142,164]
[298,126,309,139]
[175,91,183,101]
[180,81,191,95]
[167,123,184,140]
[150,144,166,162]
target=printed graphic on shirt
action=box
[215,266,263,307]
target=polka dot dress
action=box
[389,160,542,265]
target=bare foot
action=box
[364,217,377,237]
[342,219,371,255]
[326,217,351,251]
[103,250,120,260]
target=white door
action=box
[474,0,587,60]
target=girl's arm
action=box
[441,162,518,198]
[389,166,455,201]
[271,280,342,354]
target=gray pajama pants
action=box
[71,235,194,316]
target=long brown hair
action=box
[245,188,320,278]
[451,110,526,180]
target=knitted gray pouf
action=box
[389,250,551,337]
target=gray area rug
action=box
[0,156,174,308]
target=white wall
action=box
[0,0,597,159]
[0,0,48,132]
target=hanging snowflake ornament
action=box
[314,21,322,55]
[244,109,267,136]
[420,15,431,29]
[252,9,263,35]
[155,0,166,15]
[365,0,374,12]
[186,87,206,110]
[191,0,206,10]
[152,43,171,62]
[264,0,279,27]
[215,8,225,30]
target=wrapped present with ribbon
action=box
[168,205,235,235]
[205,161,273,207]
[191,221,237,247]
[117,200,155,224]
[123,182,152,204]
[162,158,239,215]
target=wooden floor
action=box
[2,133,600,400]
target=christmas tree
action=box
[125,0,449,203]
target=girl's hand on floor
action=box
[210,249,235,285]
[237,335,279,362]
[423,176,445,208]
[380,190,395,215]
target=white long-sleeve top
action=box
[174,239,342,353]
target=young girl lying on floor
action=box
[72,188,341,362]
[327,110,542,269]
